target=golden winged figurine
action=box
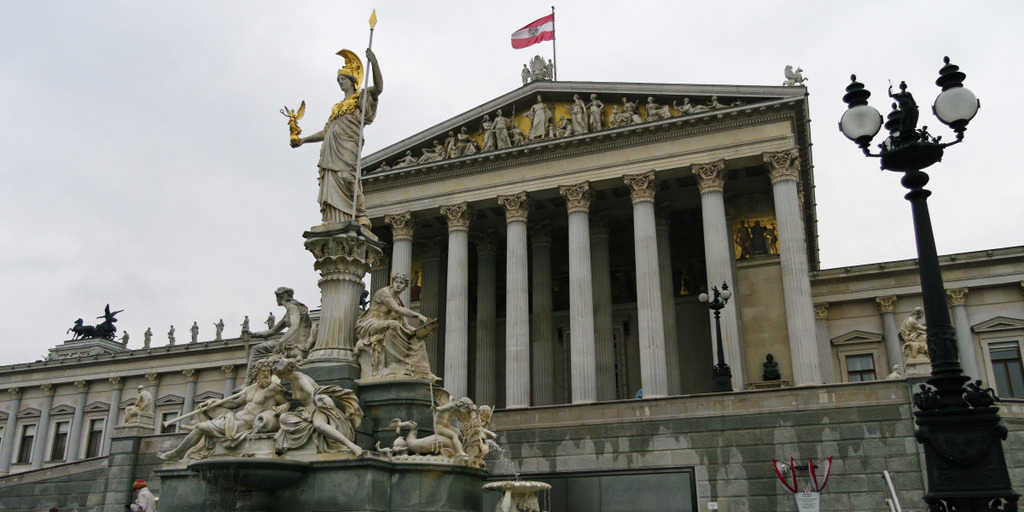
[280,101,306,144]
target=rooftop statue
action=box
[783,65,808,86]
[168,325,176,345]
[288,48,382,226]
[190,321,199,343]
[214,319,224,340]
[67,304,123,341]
[245,287,314,384]
[354,273,439,382]
[143,327,152,348]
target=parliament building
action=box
[1,77,1023,512]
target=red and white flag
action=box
[511,14,554,49]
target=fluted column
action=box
[876,296,903,370]
[101,378,122,455]
[530,222,555,405]
[31,384,55,468]
[145,372,160,434]
[499,192,532,408]
[419,241,443,375]
[590,215,617,401]
[947,288,981,379]
[814,304,839,383]
[693,160,746,388]
[560,182,597,403]
[623,171,669,398]
[655,208,681,395]
[66,380,88,463]
[474,231,497,405]
[386,212,416,306]
[222,365,237,397]
[441,203,472,399]
[181,369,198,425]
[764,150,820,385]
[369,255,390,296]
[0,388,22,473]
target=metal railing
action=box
[882,470,902,512]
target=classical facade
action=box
[2,79,1023,512]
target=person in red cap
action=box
[127,479,156,512]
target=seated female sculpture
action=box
[354,273,439,381]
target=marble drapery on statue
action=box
[354,273,439,381]
[289,49,382,226]
[900,306,929,362]
[245,287,314,384]
[271,358,364,456]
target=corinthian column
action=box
[764,150,821,385]
[560,182,597,403]
[181,369,198,423]
[304,224,384,363]
[530,222,555,405]
[0,388,22,473]
[386,212,416,305]
[623,171,669,398]
[947,288,981,379]
[419,240,443,376]
[656,208,681,395]
[441,203,472,399]
[222,365,237,397]
[693,159,746,388]
[66,380,89,463]
[590,214,617,400]
[876,295,903,370]
[31,384,56,468]
[814,304,839,383]
[101,378,122,455]
[499,192,532,408]
[474,231,497,405]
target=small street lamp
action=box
[699,282,732,392]
[839,57,1017,511]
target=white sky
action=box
[2,1,1021,366]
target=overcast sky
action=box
[1,1,1020,366]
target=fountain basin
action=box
[483,481,551,493]
[188,458,310,491]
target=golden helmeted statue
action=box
[287,49,382,226]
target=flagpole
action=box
[550,5,557,81]
[352,10,378,222]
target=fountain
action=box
[483,481,552,512]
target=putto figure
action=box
[290,49,382,226]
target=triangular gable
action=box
[16,407,41,419]
[194,391,223,402]
[972,316,1024,333]
[155,394,184,406]
[50,404,76,415]
[831,330,883,346]
[83,401,109,413]
[119,398,136,409]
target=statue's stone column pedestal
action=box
[357,379,436,449]
[303,222,384,385]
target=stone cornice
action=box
[498,192,531,223]
[559,182,592,213]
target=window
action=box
[16,424,36,464]
[50,421,69,461]
[161,412,178,434]
[84,418,104,458]
[846,354,876,382]
[989,342,1024,398]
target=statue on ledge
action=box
[354,273,439,382]
[901,307,930,362]
[123,385,153,426]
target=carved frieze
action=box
[623,171,656,203]
[559,182,592,213]
[692,160,727,194]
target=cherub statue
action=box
[279,100,306,144]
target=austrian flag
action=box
[511,14,554,49]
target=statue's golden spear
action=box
[352,9,378,222]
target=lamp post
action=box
[699,282,732,392]
[839,57,1017,511]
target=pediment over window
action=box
[119,398,136,408]
[831,330,883,346]
[16,407,41,419]
[0,410,7,421]
[83,401,109,413]
[155,394,184,406]
[50,404,76,415]
[972,316,1024,334]
[194,391,223,402]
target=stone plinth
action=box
[358,379,437,449]
[115,416,154,434]
[904,360,932,378]
[303,221,384,365]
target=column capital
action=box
[221,365,237,377]
[384,212,416,240]
[183,369,198,382]
[623,171,657,203]
[946,287,969,307]
[41,383,55,396]
[813,303,829,320]
[7,387,21,400]
[440,203,472,231]
[763,149,801,184]
[108,377,123,390]
[875,295,898,313]
[474,230,496,254]
[530,221,551,247]
[691,159,727,194]
[73,380,89,393]
[498,192,531,223]
[145,372,160,385]
[559,181,592,213]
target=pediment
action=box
[16,407,41,419]
[831,330,883,346]
[155,394,184,406]
[83,401,109,413]
[194,390,223,402]
[50,404,76,415]
[119,398,137,408]
[973,316,1024,333]
[363,80,805,178]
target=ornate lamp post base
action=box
[712,363,733,393]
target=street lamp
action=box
[839,57,1017,511]
[699,282,732,392]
